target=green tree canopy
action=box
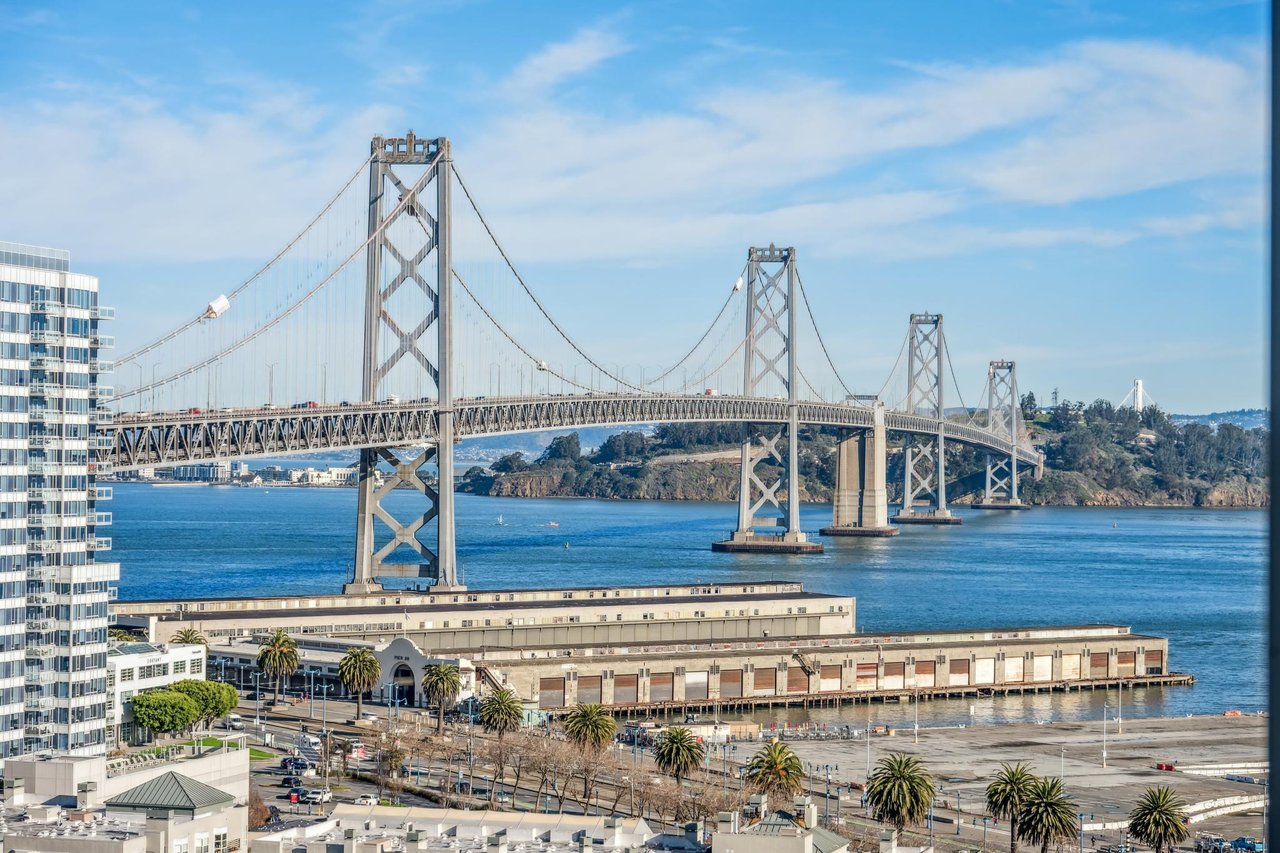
[1018,776,1079,853]
[1127,786,1189,853]
[745,741,806,799]
[131,690,200,737]
[170,679,238,727]
[538,434,581,463]
[256,629,299,703]
[491,453,529,473]
[865,753,934,833]
[653,726,704,784]
[478,688,523,740]
[592,432,649,463]
[170,627,208,645]
[337,647,382,719]
[563,703,616,752]
[420,663,462,733]
[986,762,1037,853]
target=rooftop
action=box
[104,770,234,814]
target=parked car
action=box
[280,776,301,788]
[353,794,378,806]
[302,788,332,804]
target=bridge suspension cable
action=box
[794,271,856,402]
[640,264,747,390]
[113,155,373,368]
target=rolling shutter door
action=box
[974,658,995,685]
[949,659,970,686]
[720,669,743,698]
[1090,653,1109,678]
[753,668,776,696]
[1004,657,1024,683]
[614,674,638,704]
[577,676,601,705]
[685,671,709,701]
[856,663,877,690]
[538,677,565,709]
[1117,652,1135,677]
[881,662,905,690]
[1033,655,1053,682]
[820,665,842,692]
[787,667,809,694]
[914,660,936,688]
[651,672,674,703]
[1144,650,1164,675]
[1061,654,1081,680]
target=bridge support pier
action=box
[821,403,898,537]
[714,245,821,555]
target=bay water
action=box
[110,484,1265,728]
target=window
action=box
[189,658,203,674]
[194,833,210,853]
[173,839,190,853]
[213,830,229,853]
[119,668,134,682]
[172,660,187,674]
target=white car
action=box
[353,794,377,806]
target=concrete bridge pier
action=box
[820,403,898,537]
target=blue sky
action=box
[0,0,1267,412]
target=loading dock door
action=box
[539,677,565,709]
[1061,654,1081,680]
[1004,657,1024,683]
[1090,653,1109,679]
[753,668,776,696]
[820,665,842,692]
[856,663,877,690]
[974,658,995,685]
[1117,652,1135,677]
[1144,650,1164,675]
[686,671,709,701]
[881,662,904,691]
[614,674,638,704]
[787,667,809,694]
[651,672,674,703]
[914,661,936,688]
[949,659,971,687]
[720,669,743,698]
[1033,655,1053,682]
[577,676,602,705]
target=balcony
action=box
[29,357,57,370]
[27,696,54,711]
[93,512,112,526]
[88,462,113,477]
[28,435,53,449]
[24,644,54,658]
[91,386,114,399]
[93,486,112,501]
[25,723,54,736]
[107,586,118,601]
[27,489,54,502]
[90,335,114,349]
[26,566,54,582]
[92,537,111,552]
[26,461,45,476]
[90,409,113,424]
[28,330,61,345]
[24,670,53,686]
[92,306,116,320]
[26,619,54,633]
[27,541,57,554]
[26,513,46,526]
[91,359,113,373]
[25,592,55,606]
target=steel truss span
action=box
[103,393,1043,472]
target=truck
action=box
[223,713,244,731]
[1231,839,1264,853]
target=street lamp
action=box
[955,790,962,835]
[1102,703,1109,768]
[307,668,320,719]
[253,673,262,725]
[1078,812,1086,853]
[982,815,990,850]
[1061,746,1066,781]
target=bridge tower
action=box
[891,313,961,525]
[347,132,463,593]
[713,245,822,554]
[973,360,1029,510]
[820,402,899,537]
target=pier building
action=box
[114,582,1178,713]
[0,242,115,759]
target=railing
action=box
[92,537,112,551]
[93,512,112,526]
[91,359,113,372]
[91,335,115,349]
[27,541,57,554]
[28,330,61,345]
[92,306,116,320]
[93,486,113,501]
[24,670,54,685]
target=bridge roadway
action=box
[99,393,1042,473]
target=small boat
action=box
[563,542,570,549]
[546,521,559,528]
[496,515,506,526]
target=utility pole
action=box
[1102,704,1109,769]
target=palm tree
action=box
[478,688,524,740]
[420,663,462,734]
[337,648,382,719]
[986,762,1037,853]
[865,753,934,833]
[107,627,136,642]
[563,703,617,752]
[1128,786,1189,853]
[170,627,207,645]
[653,726,704,785]
[746,740,806,799]
[256,629,298,703]
[1018,776,1079,853]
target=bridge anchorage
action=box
[103,131,1046,587]
[713,246,822,554]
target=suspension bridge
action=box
[99,132,1042,591]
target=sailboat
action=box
[496,515,506,526]
[546,521,560,528]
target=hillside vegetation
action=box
[457,402,1268,508]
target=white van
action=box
[224,713,244,731]
[298,733,321,749]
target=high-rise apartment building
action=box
[0,241,116,758]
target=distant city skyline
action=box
[0,1,1266,412]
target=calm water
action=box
[110,484,1266,726]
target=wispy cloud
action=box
[501,27,629,101]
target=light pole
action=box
[1117,683,1123,734]
[1078,812,1086,853]
[1061,746,1066,781]
[982,815,989,850]
[253,673,262,725]
[914,688,919,744]
[307,668,319,719]
[267,363,275,405]
[1102,703,1109,769]
[955,790,962,834]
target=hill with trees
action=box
[457,401,1268,508]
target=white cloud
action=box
[501,27,628,100]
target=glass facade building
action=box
[0,242,116,758]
